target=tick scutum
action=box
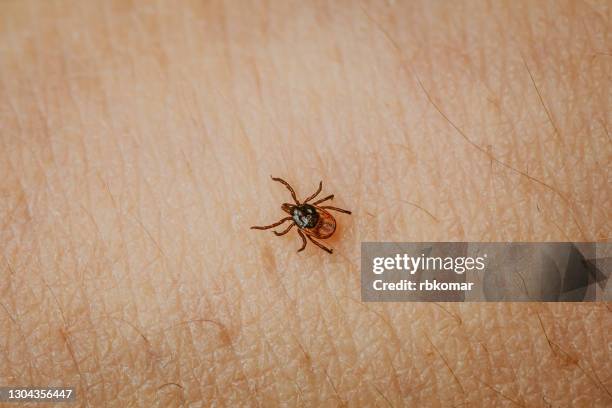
[292,204,319,228]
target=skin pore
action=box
[1,0,610,406]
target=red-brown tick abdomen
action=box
[304,208,336,239]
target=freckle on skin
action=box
[218,327,232,347]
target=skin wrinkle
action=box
[78,251,110,405]
[211,268,262,405]
[362,306,404,402]
[309,296,349,404]
[229,333,262,407]
[425,334,466,396]
[324,369,346,407]
[276,340,310,406]
[109,161,162,403]
[0,298,40,385]
[260,336,290,402]
[344,296,412,397]
[44,278,92,407]
[323,282,368,395]
[246,264,294,400]
[336,299,397,401]
[536,310,612,400]
[476,308,520,406]
[259,248,306,358]
[476,377,526,408]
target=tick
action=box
[251,176,352,254]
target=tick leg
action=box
[306,235,333,254]
[312,194,333,205]
[303,181,322,203]
[251,216,292,230]
[274,222,295,236]
[297,229,307,252]
[319,205,352,215]
[271,176,299,204]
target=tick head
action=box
[281,203,295,214]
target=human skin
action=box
[1,0,610,406]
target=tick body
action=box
[251,176,351,254]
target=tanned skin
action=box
[1,1,610,406]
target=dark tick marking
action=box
[251,176,352,254]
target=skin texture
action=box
[1,0,610,406]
